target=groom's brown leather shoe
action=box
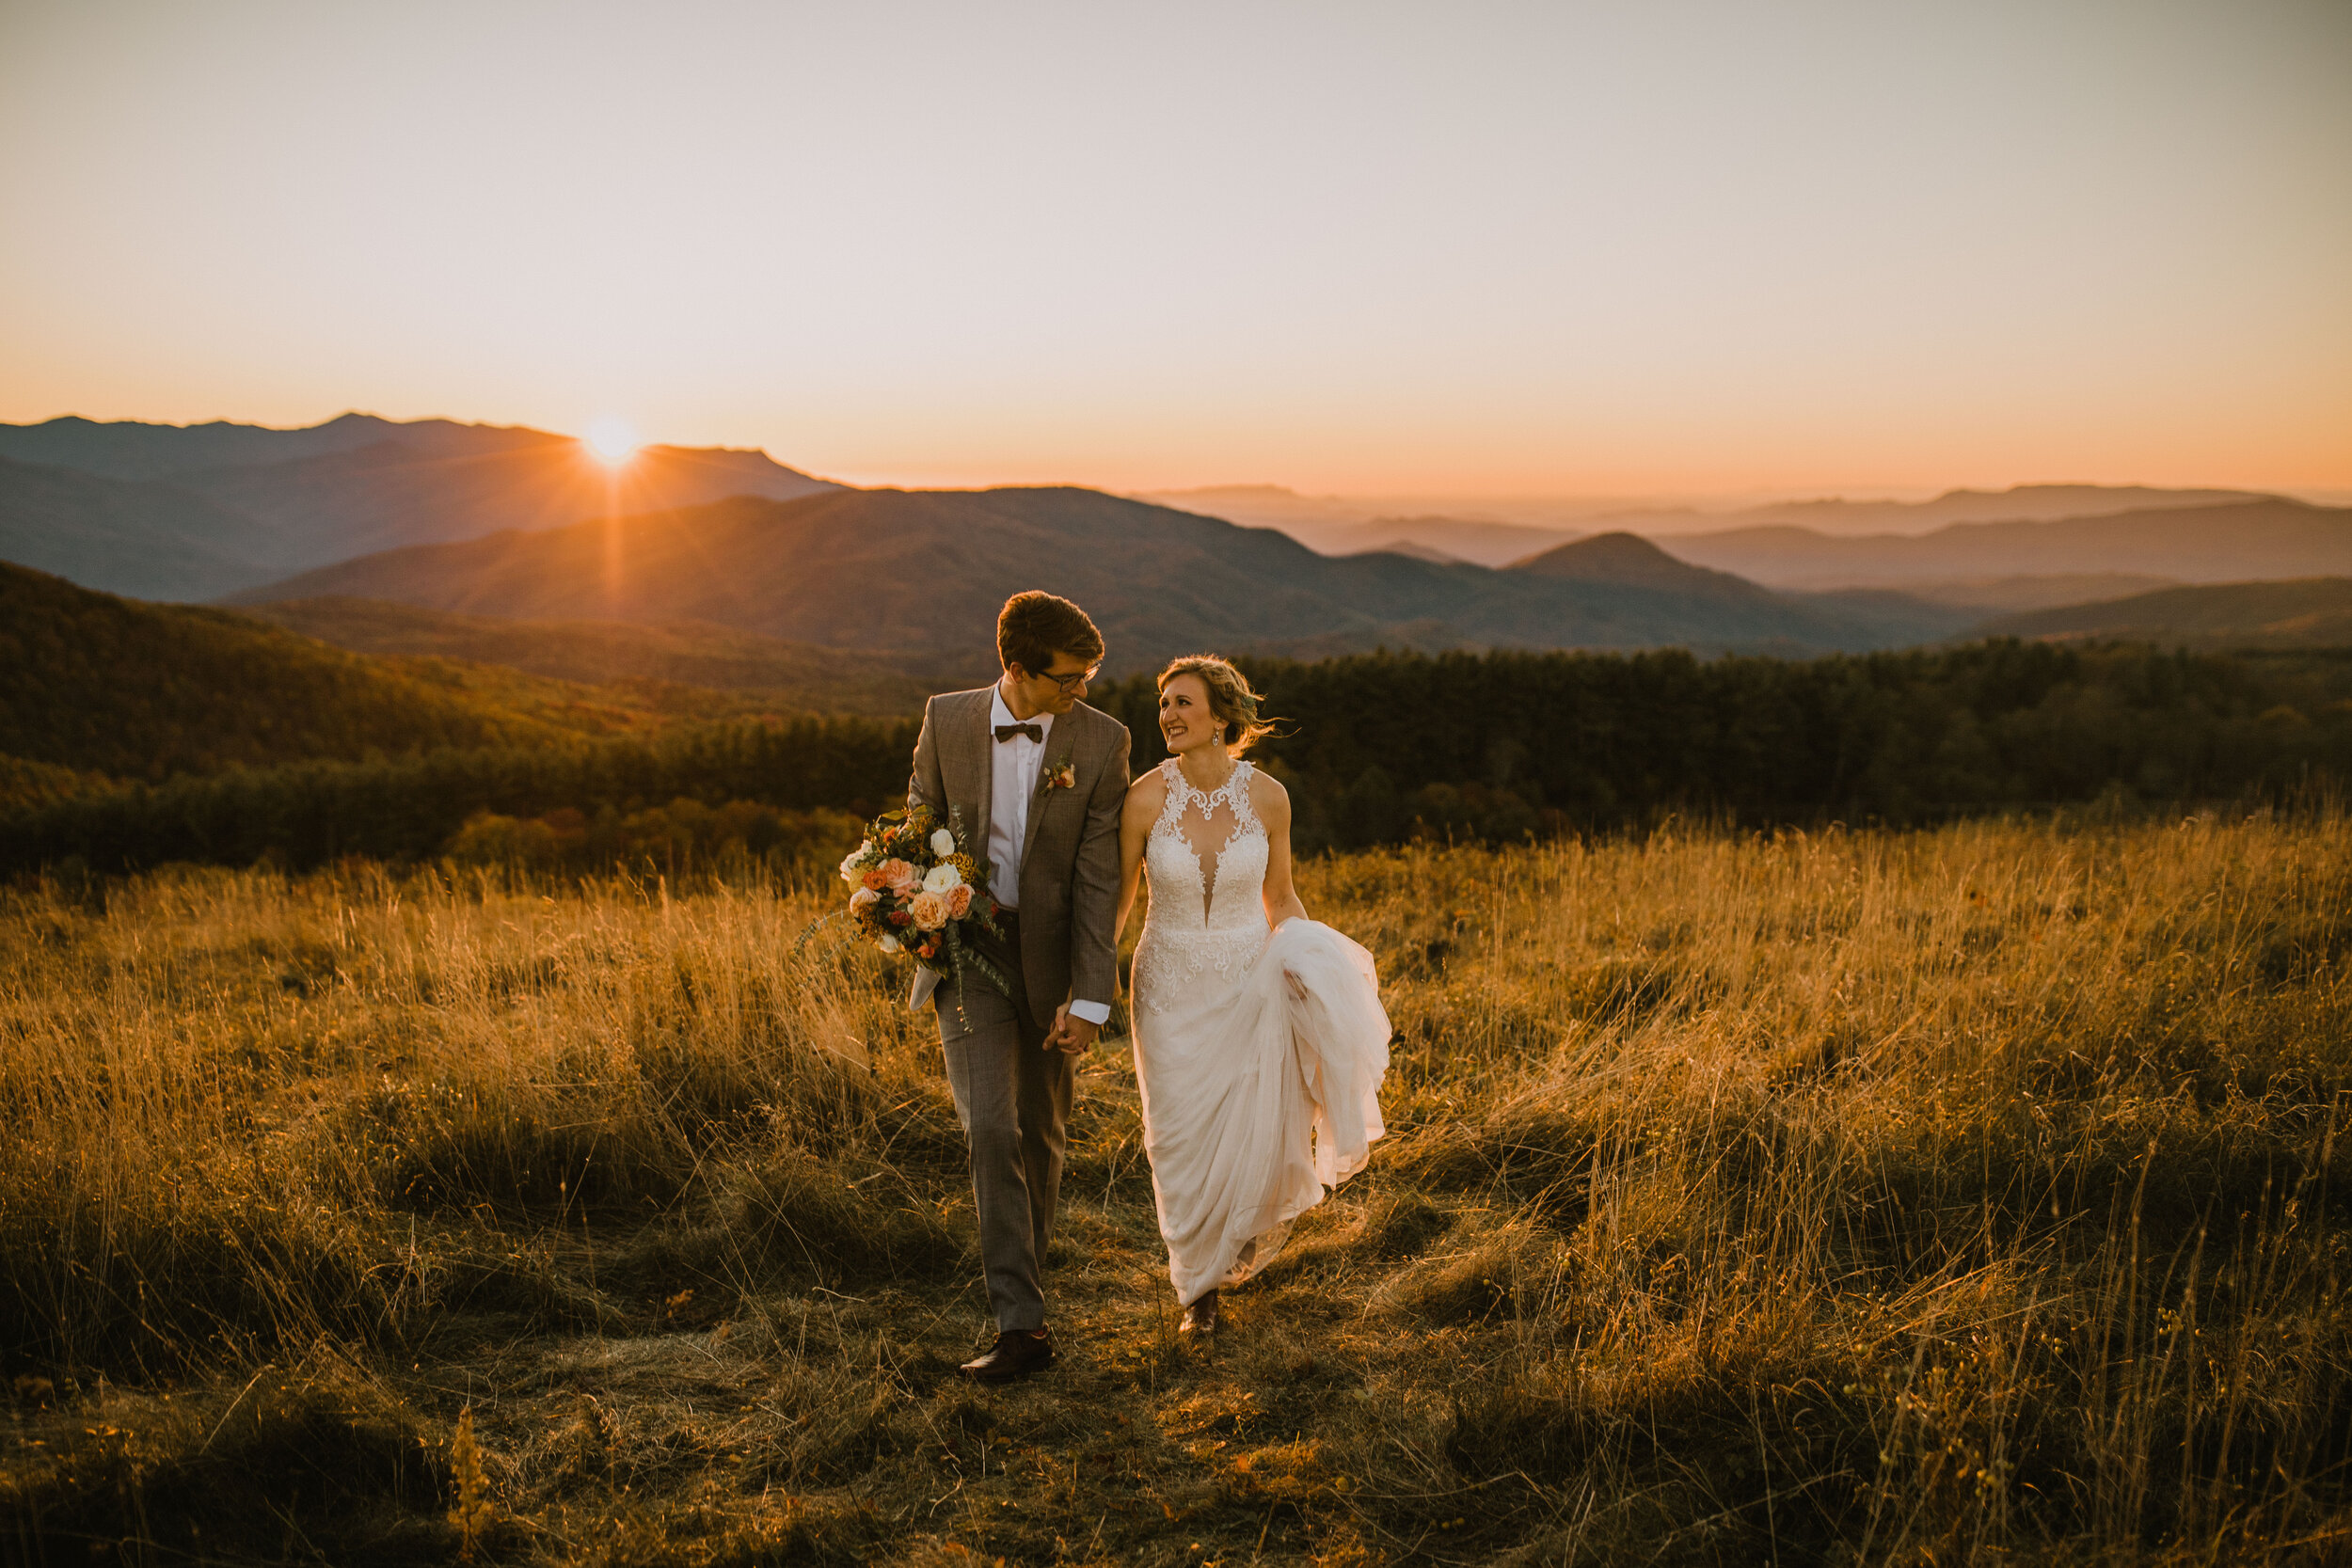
[959,1329,1056,1383]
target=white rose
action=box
[930,828,956,857]
[879,934,901,954]
[922,862,963,895]
[850,887,879,910]
[838,840,874,883]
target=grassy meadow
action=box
[2,812,2347,1564]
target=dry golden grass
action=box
[2,812,2347,1564]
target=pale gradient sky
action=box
[2,0,2345,498]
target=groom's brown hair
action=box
[997,592,1104,677]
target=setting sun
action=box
[582,416,640,467]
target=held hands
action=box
[1045,1003,1101,1054]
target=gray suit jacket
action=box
[906,687,1133,1030]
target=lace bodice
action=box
[1136,758,1270,1013]
[1146,758,1267,932]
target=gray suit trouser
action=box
[934,910,1074,1332]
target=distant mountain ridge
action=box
[10,412,2336,661]
[0,455,274,601]
[1507,531,1778,602]
[224,486,1963,668]
[0,412,555,482]
[1658,499,2352,591]
[176,434,836,569]
[0,412,840,597]
[1313,515,1585,564]
[1612,483,2274,538]
[1136,482,2282,562]
[1137,483,2296,595]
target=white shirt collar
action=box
[989,683,1053,738]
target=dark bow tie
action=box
[994,722,1043,744]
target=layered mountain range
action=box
[6,414,2349,679]
[1658,499,2352,591]
[1133,482,2286,565]
[1591,484,2275,539]
[0,413,835,597]
[221,490,1971,671]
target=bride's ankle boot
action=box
[1180,1290,1218,1336]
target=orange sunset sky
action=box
[1,0,2346,501]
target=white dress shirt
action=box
[987,683,1108,1027]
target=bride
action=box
[1107,655,1391,1335]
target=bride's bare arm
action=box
[1115,769,1166,946]
[1256,772,1309,928]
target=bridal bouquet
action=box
[832,803,1012,1002]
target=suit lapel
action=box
[1020,716,1073,871]
[961,689,993,848]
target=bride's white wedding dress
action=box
[1131,757,1391,1306]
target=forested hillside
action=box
[0,717,913,873]
[0,562,568,780]
[1097,641,2352,847]
[240,596,948,714]
[1978,578,2352,649]
[11,639,2349,875]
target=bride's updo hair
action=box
[1156,655,1281,757]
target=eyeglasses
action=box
[1043,663,1100,693]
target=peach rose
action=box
[879,858,918,894]
[946,884,974,919]
[909,891,948,930]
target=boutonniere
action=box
[1043,759,1076,792]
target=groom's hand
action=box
[1045,1005,1100,1053]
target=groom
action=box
[907,591,1131,1382]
